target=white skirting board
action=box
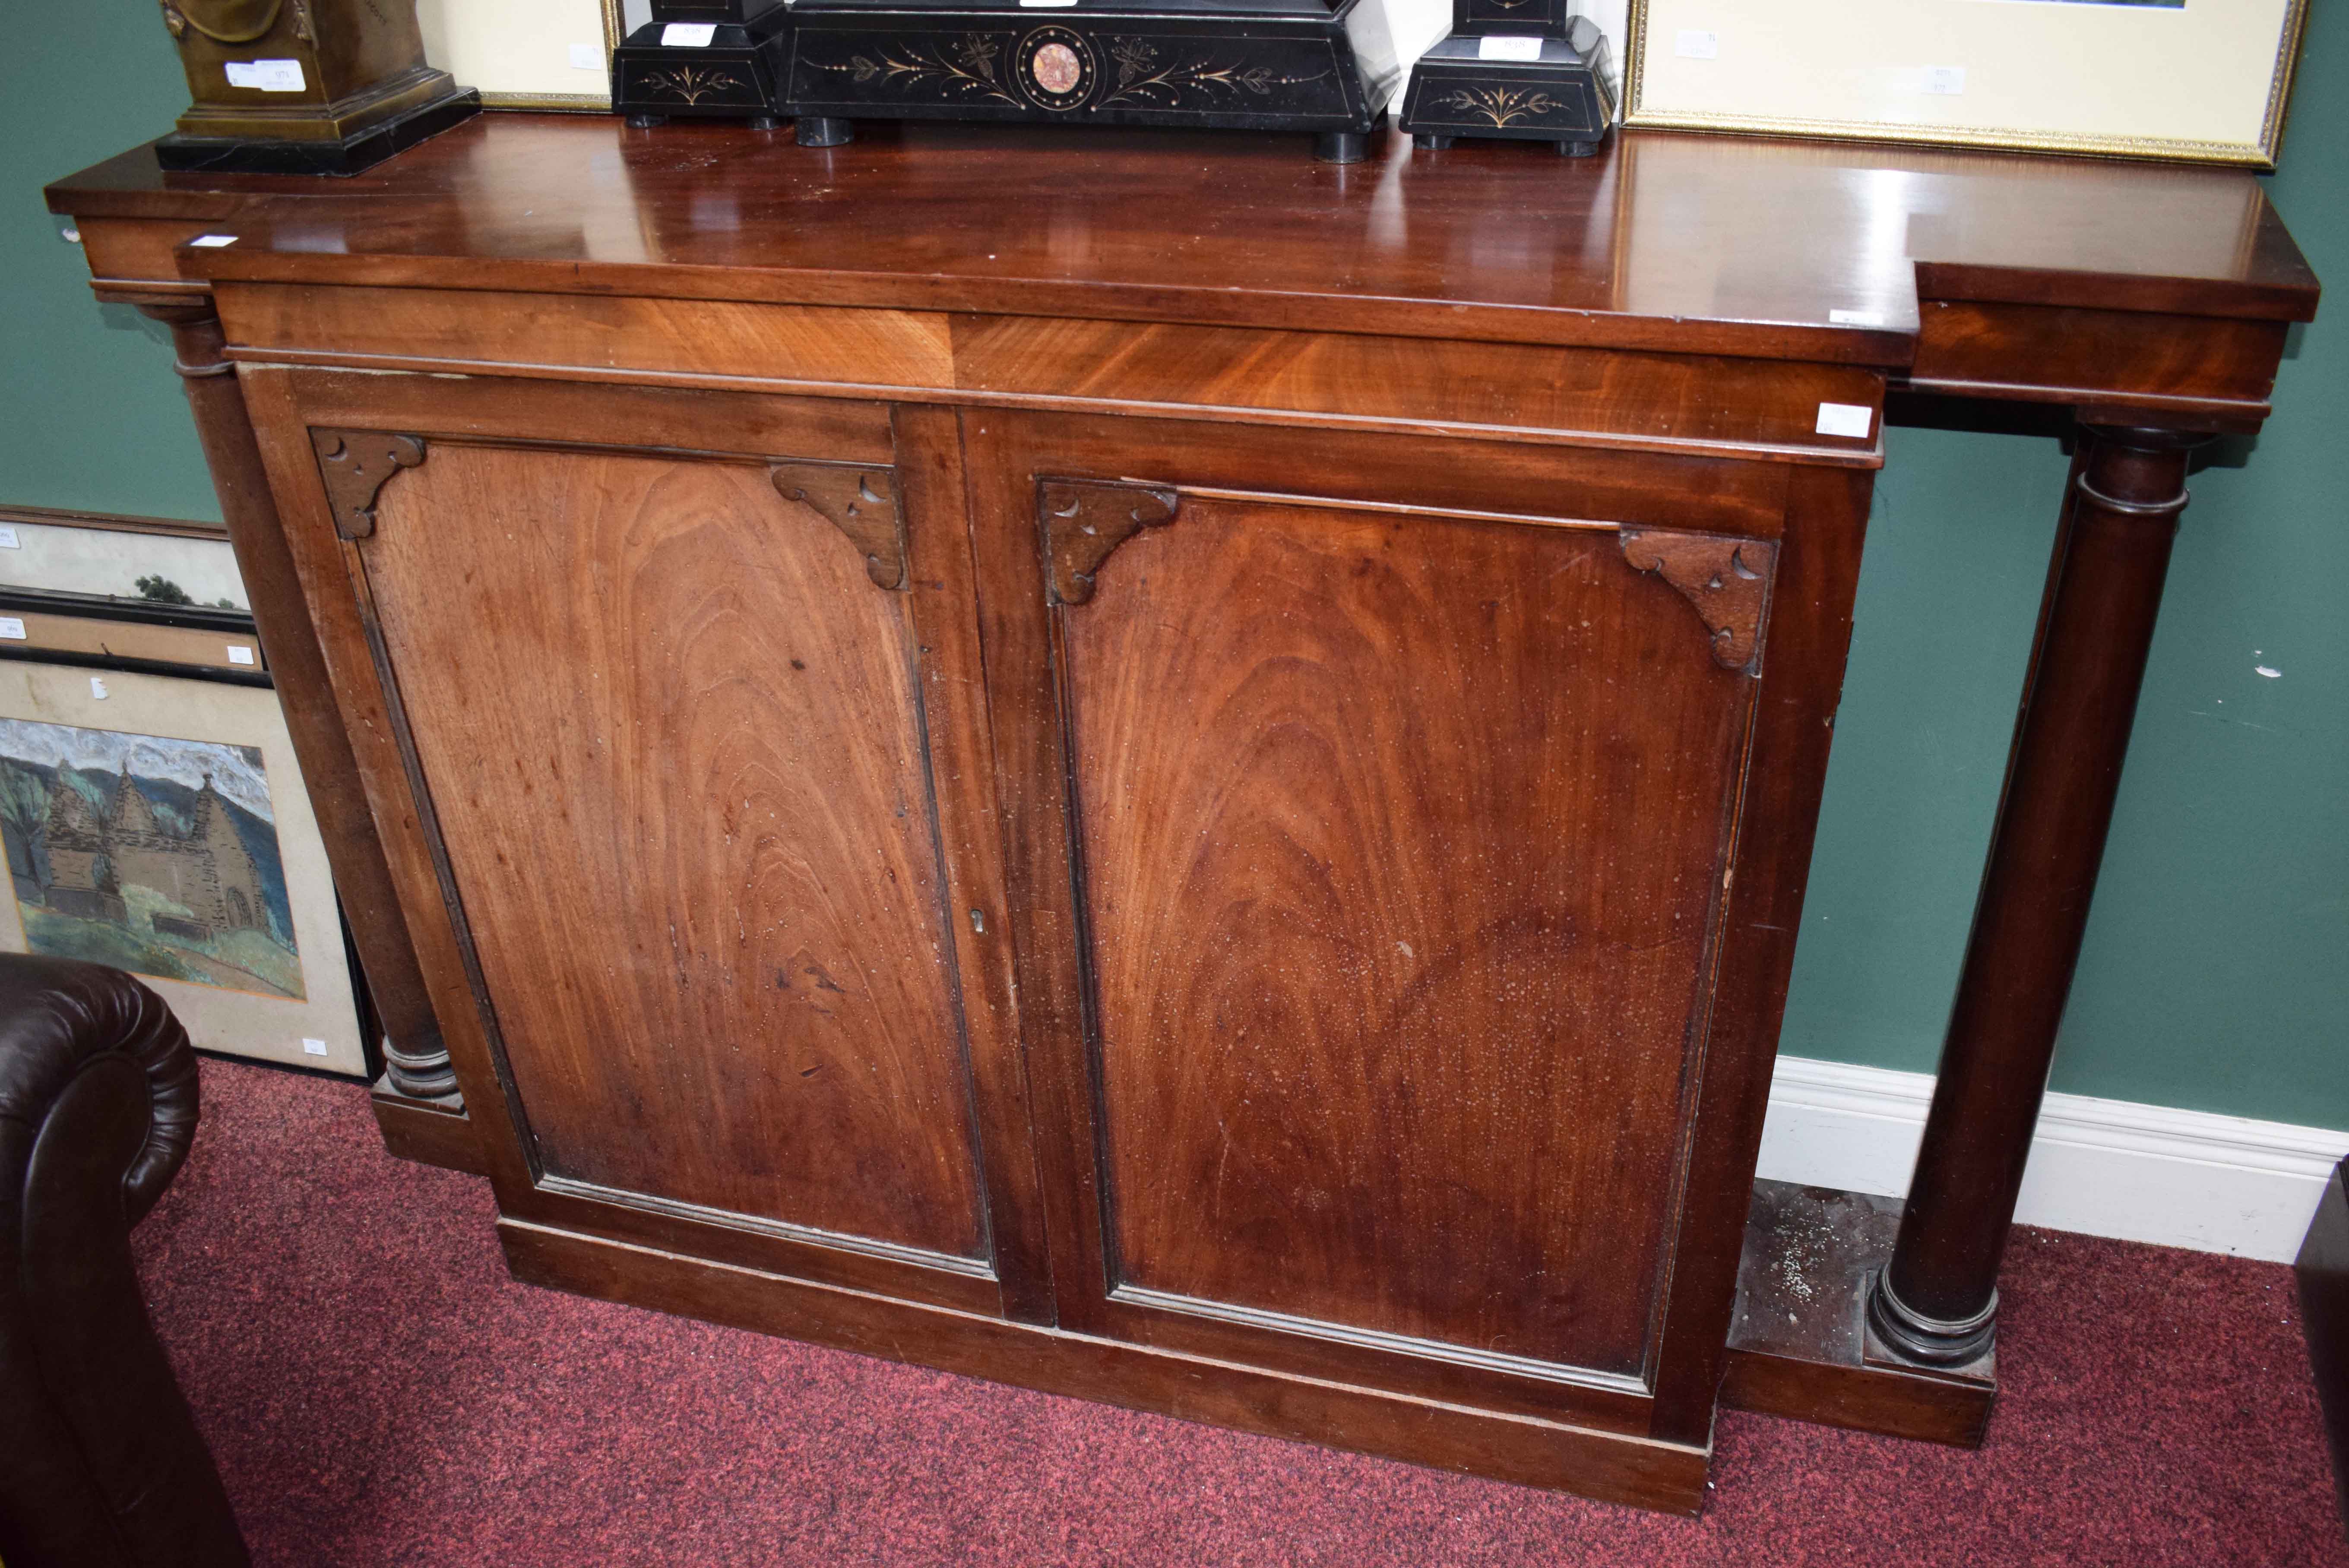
[1757,1055,2349,1264]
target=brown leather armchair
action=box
[0,954,247,1568]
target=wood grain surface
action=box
[1061,495,1764,1378]
[207,283,1882,464]
[47,117,2318,369]
[358,442,989,1260]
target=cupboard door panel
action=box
[359,441,990,1264]
[1060,494,1764,1383]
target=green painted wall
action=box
[3,7,217,520]
[6,4,2343,1127]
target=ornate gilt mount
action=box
[1618,529,1778,673]
[772,465,905,590]
[310,430,425,541]
[1039,478,1179,605]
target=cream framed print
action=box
[418,0,627,110]
[1624,0,2309,167]
[0,505,247,610]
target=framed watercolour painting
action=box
[1624,0,2309,166]
[0,652,368,1078]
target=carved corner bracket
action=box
[1618,529,1778,674]
[311,430,426,541]
[772,464,905,590]
[1039,479,1180,605]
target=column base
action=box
[1868,1267,1999,1366]
[1720,1182,1997,1447]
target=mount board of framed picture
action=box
[416,0,627,109]
[1624,0,2309,166]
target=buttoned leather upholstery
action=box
[0,954,246,1568]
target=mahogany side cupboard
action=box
[47,117,2317,1512]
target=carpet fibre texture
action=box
[130,1057,2346,1566]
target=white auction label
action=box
[1675,30,1719,60]
[1477,36,1544,62]
[189,234,238,248]
[1815,402,1874,439]
[661,22,717,46]
[225,58,307,92]
[227,645,257,666]
[0,619,23,640]
[302,1037,330,1056]
[89,677,108,700]
[0,528,19,550]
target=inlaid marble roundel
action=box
[1019,26,1095,109]
[1033,42,1082,95]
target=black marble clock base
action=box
[155,82,479,177]
[779,0,1400,161]
[1397,16,1615,156]
[613,10,796,127]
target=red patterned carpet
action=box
[131,1057,2347,1566]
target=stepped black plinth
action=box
[1398,7,1613,156]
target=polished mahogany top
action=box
[48,115,2317,366]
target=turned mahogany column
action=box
[136,300,458,1103]
[1868,424,2206,1364]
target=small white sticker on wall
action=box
[0,528,19,549]
[1829,309,1887,327]
[226,645,257,666]
[1922,65,1966,96]
[1816,402,1874,439]
[0,619,23,641]
[89,677,108,700]
[660,22,717,46]
[1675,30,1719,60]
[569,42,604,70]
[189,234,238,249]
[1478,36,1545,62]
[225,58,307,92]
[302,1037,330,1056]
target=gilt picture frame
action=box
[0,644,368,1078]
[1622,0,2310,167]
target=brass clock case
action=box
[170,0,286,45]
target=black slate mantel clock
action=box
[776,0,1404,161]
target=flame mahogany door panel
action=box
[966,410,1866,1443]
[264,373,1043,1318]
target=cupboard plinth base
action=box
[1719,1181,1996,1448]
[498,1218,1714,1514]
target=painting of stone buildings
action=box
[0,718,303,1000]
